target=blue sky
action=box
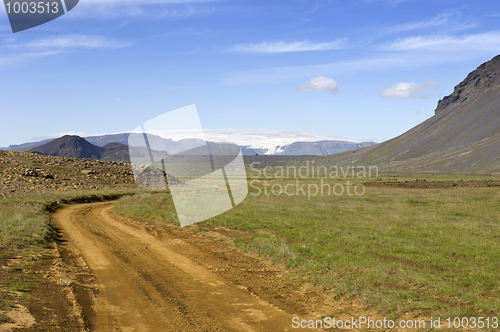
[1,0,500,147]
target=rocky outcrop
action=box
[436,54,500,114]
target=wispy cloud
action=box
[227,39,345,54]
[378,81,439,99]
[151,5,197,19]
[366,0,411,6]
[6,35,132,50]
[0,50,64,72]
[26,35,131,50]
[296,76,339,95]
[0,35,131,71]
[383,32,500,51]
[300,0,334,15]
[151,27,211,38]
[385,11,474,34]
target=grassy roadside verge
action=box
[113,177,500,320]
[0,190,142,258]
[0,189,143,328]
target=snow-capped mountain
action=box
[140,129,372,155]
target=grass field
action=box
[114,177,500,320]
[0,190,140,258]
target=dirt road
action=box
[52,202,320,331]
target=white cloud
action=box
[24,35,132,50]
[383,32,500,51]
[0,35,130,71]
[384,11,475,34]
[366,0,410,6]
[378,81,439,99]
[227,40,344,53]
[296,76,339,95]
[389,16,450,33]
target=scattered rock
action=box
[59,278,73,285]
[0,150,137,198]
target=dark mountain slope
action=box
[30,135,103,159]
[100,143,131,162]
[28,136,135,163]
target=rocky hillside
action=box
[315,55,500,174]
[0,150,136,198]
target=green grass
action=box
[0,313,15,324]
[113,192,178,224]
[0,205,49,251]
[0,189,141,258]
[113,177,500,319]
[7,274,35,292]
[0,295,16,311]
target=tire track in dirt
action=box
[52,202,319,331]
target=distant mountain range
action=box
[1,131,375,157]
[1,133,134,152]
[315,54,500,173]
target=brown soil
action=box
[0,249,87,331]
[51,202,325,331]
